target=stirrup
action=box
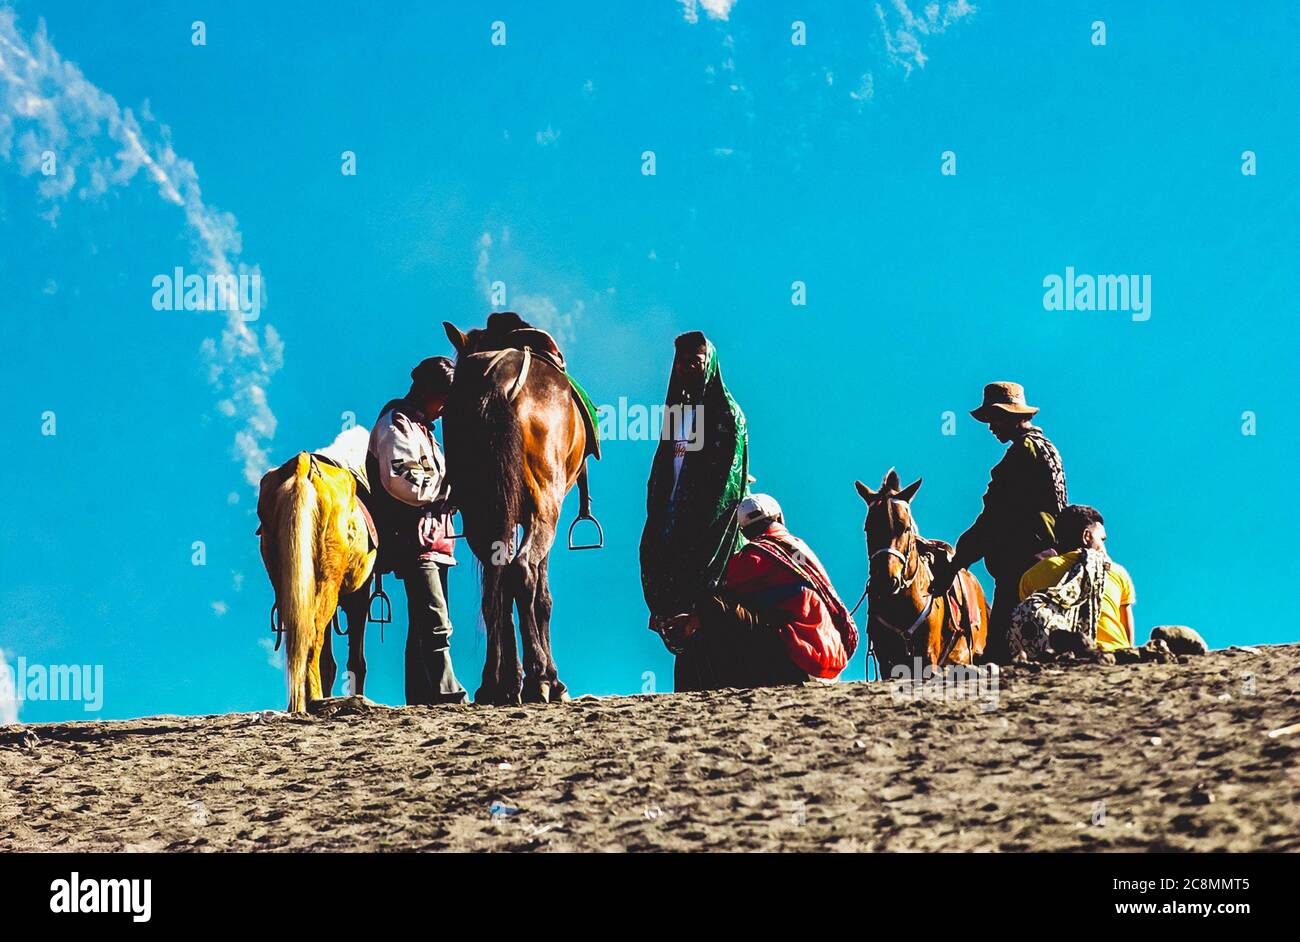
[270,603,284,652]
[567,510,604,551]
[330,611,347,637]
[368,572,392,643]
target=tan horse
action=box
[854,469,989,678]
[257,452,376,713]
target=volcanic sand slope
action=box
[2,645,1298,852]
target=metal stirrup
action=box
[568,462,604,551]
[368,571,392,643]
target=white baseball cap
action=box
[738,493,782,531]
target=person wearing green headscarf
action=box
[640,332,749,687]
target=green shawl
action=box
[639,337,749,615]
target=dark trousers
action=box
[982,559,1037,665]
[674,598,809,692]
[400,558,468,705]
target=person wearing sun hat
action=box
[929,382,1068,664]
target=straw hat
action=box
[970,381,1039,422]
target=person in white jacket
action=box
[365,356,468,705]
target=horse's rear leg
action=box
[340,586,369,696]
[476,560,522,705]
[518,553,550,704]
[306,586,341,706]
[320,626,338,697]
[519,517,567,704]
[533,554,568,702]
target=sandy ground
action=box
[2,644,1298,852]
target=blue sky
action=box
[2,1,1297,722]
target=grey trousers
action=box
[400,557,469,705]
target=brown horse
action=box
[854,469,989,678]
[442,314,588,705]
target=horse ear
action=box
[854,480,877,503]
[443,321,468,355]
[896,477,923,503]
[882,467,900,492]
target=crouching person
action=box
[663,494,859,690]
[1009,504,1135,659]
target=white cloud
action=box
[876,0,977,75]
[211,600,229,617]
[678,0,737,23]
[314,424,370,475]
[850,73,875,102]
[0,650,19,724]
[0,9,282,488]
[257,637,284,671]
[535,125,560,146]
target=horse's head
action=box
[854,468,922,597]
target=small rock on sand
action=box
[1151,625,1209,656]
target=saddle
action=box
[306,452,379,551]
[473,324,604,551]
[252,452,379,552]
[481,328,601,461]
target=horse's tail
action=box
[445,362,525,640]
[275,452,319,713]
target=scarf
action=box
[1009,548,1110,658]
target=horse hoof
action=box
[475,684,522,707]
[522,679,570,704]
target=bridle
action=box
[854,497,939,675]
[866,499,922,597]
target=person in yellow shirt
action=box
[1018,505,1136,651]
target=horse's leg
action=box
[933,597,945,666]
[519,500,566,703]
[516,534,548,704]
[319,612,338,697]
[341,584,369,696]
[476,558,522,705]
[534,552,568,702]
[307,614,327,705]
[308,585,341,705]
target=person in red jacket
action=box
[665,494,859,690]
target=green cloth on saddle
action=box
[639,337,749,616]
[566,373,601,461]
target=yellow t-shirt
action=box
[1018,551,1136,651]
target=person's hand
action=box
[929,557,956,597]
[417,513,435,548]
[668,612,701,642]
[649,612,699,654]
